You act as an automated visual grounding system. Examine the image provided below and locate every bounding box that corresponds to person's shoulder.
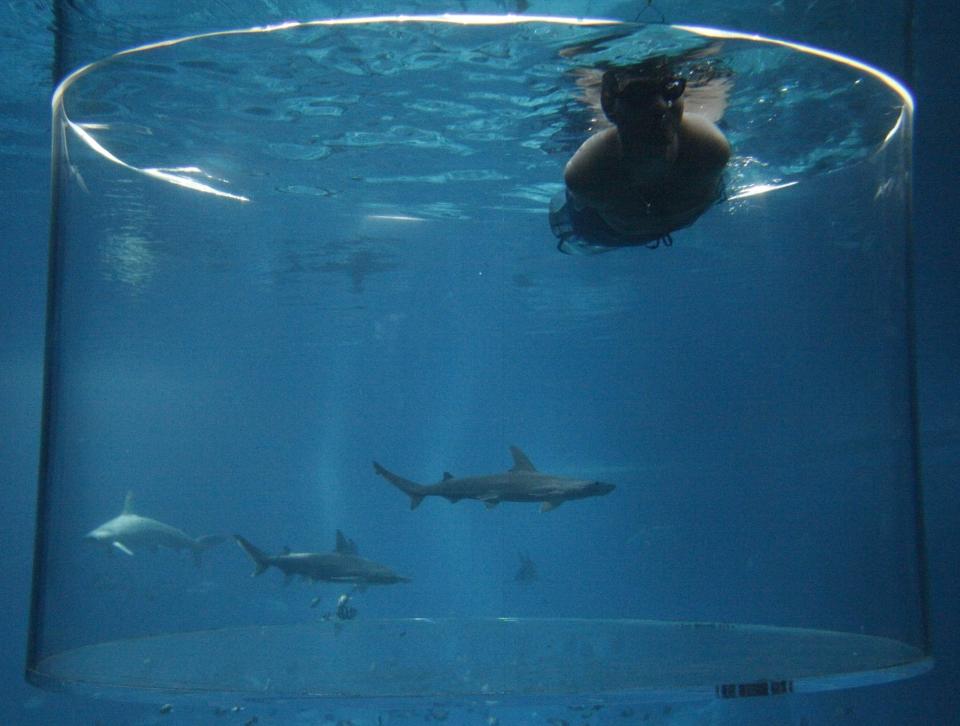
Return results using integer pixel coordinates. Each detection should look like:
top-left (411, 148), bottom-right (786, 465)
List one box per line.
top-left (567, 127), bottom-right (620, 167)
top-left (563, 128), bottom-right (621, 196)
top-left (680, 113), bottom-right (730, 168)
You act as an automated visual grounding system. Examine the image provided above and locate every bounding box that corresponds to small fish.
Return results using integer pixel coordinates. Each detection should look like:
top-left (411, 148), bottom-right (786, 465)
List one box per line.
top-left (336, 593), bottom-right (357, 620)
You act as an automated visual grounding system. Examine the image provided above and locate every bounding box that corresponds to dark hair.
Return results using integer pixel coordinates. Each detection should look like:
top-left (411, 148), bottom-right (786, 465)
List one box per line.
top-left (599, 56), bottom-right (680, 125)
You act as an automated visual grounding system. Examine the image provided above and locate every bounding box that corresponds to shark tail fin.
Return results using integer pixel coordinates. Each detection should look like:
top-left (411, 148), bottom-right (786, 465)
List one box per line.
top-left (373, 461), bottom-right (427, 510)
top-left (233, 534), bottom-right (271, 576)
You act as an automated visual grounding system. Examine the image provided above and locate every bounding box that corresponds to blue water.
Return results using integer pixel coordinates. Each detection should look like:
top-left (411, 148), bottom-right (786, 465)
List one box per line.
top-left (2, 2), bottom-right (959, 726)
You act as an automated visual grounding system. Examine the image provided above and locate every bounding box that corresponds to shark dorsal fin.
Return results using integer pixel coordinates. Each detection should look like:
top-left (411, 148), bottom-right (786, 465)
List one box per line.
top-left (335, 529), bottom-right (358, 555)
top-left (443, 472), bottom-right (454, 481)
top-left (121, 490), bottom-right (135, 514)
top-left (509, 446), bottom-right (537, 472)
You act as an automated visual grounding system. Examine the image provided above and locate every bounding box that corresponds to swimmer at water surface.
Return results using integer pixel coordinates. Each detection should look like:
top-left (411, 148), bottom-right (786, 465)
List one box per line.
top-left (551, 56), bottom-right (731, 253)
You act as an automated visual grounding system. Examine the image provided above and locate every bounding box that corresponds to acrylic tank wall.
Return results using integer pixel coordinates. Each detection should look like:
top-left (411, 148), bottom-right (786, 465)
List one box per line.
top-left (27, 2), bottom-right (927, 722)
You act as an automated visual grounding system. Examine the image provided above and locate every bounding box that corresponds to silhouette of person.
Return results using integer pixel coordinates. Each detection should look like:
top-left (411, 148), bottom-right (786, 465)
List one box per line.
top-left (550, 57), bottom-right (731, 253)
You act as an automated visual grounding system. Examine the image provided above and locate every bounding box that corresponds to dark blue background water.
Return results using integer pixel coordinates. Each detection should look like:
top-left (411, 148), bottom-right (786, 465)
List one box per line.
top-left (2, 1), bottom-right (957, 724)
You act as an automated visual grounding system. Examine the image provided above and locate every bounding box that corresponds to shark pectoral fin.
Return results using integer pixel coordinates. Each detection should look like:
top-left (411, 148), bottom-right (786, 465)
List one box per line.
top-left (112, 541), bottom-right (135, 556)
top-left (478, 493), bottom-right (500, 509)
top-left (539, 500), bottom-right (563, 513)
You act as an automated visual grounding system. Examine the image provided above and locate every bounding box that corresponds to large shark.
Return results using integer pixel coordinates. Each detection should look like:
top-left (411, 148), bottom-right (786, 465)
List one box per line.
top-left (373, 445), bottom-right (616, 513)
top-left (234, 530), bottom-right (411, 585)
top-left (84, 492), bottom-right (225, 565)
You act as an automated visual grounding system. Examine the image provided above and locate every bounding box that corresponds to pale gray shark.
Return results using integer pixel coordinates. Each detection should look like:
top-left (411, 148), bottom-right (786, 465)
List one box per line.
top-left (373, 445), bottom-right (616, 513)
top-left (84, 492), bottom-right (225, 565)
top-left (234, 530), bottom-right (411, 585)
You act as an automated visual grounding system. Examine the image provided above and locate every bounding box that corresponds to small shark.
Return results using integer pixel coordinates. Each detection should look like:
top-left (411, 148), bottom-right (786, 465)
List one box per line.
top-left (373, 445), bottom-right (615, 513)
top-left (84, 492), bottom-right (225, 565)
top-left (515, 551), bottom-right (538, 584)
top-left (233, 530), bottom-right (411, 585)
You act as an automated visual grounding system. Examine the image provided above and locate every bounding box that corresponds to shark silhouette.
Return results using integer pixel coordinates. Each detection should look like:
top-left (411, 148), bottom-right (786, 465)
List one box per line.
top-left (515, 551), bottom-right (538, 583)
top-left (234, 530), bottom-right (410, 585)
top-left (84, 491), bottom-right (224, 566)
top-left (373, 446), bottom-right (615, 513)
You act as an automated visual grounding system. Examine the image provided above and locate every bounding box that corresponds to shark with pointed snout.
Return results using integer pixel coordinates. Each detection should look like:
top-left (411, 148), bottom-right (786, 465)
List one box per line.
top-left (373, 446), bottom-right (615, 513)
top-left (84, 492), bottom-right (225, 565)
top-left (234, 530), bottom-right (410, 585)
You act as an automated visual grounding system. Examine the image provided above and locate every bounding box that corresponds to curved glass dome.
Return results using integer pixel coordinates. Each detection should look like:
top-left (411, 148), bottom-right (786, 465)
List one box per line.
top-left (31, 14), bottom-right (924, 719)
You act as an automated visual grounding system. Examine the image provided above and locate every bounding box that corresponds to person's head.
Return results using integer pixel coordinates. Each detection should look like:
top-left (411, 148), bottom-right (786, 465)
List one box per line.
top-left (600, 60), bottom-right (686, 144)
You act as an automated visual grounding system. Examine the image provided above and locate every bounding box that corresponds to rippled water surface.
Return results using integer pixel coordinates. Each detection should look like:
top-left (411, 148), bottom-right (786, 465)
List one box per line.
top-left (59, 19), bottom-right (902, 218)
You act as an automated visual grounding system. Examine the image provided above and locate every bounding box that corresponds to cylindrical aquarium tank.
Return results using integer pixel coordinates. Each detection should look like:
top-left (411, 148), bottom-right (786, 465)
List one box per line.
top-left (29, 0), bottom-right (928, 721)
